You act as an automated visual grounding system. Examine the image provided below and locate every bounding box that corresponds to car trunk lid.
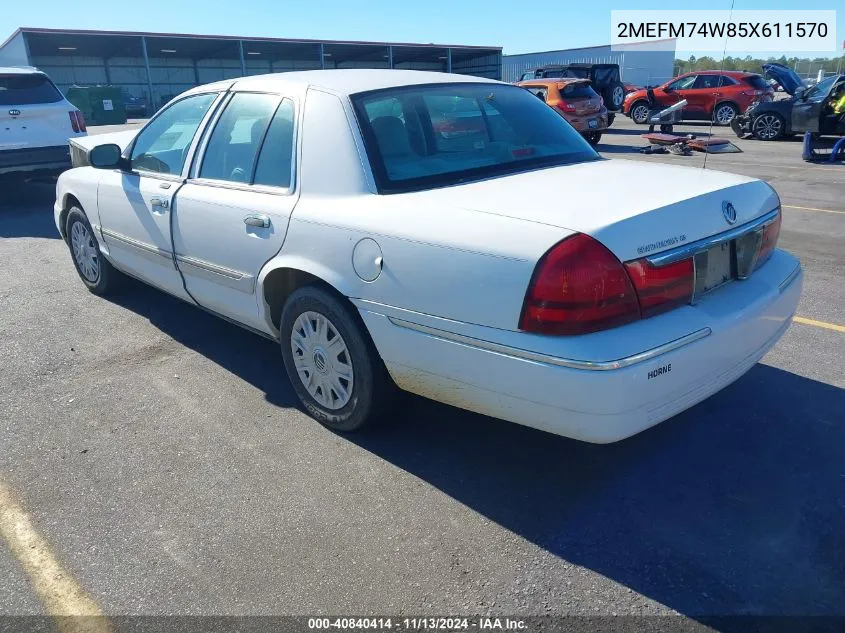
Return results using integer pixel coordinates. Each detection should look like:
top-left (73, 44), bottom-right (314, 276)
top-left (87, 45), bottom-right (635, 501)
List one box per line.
top-left (761, 63), bottom-right (804, 95)
top-left (403, 158), bottom-right (779, 263)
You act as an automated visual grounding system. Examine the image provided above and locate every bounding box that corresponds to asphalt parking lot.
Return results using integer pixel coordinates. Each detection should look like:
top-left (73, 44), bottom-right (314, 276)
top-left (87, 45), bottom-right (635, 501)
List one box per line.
top-left (1, 115), bottom-right (843, 627)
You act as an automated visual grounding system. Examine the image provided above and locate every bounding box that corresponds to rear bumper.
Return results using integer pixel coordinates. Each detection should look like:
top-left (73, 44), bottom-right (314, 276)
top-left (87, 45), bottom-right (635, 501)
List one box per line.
top-left (0, 145), bottom-right (72, 175)
top-left (567, 112), bottom-right (609, 133)
top-left (359, 250), bottom-right (802, 443)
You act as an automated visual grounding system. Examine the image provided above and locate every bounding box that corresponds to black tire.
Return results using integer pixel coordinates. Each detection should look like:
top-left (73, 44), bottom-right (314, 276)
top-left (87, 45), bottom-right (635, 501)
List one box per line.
top-left (751, 113), bottom-right (785, 141)
top-left (629, 101), bottom-right (650, 124)
top-left (603, 81), bottom-right (626, 111)
top-left (65, 207), bottom-right (121, 295)
top-left (607, 112), bottom-right (616, 127)
top-left (660, 124), bottom-right (674, 133)
top-left (584, 132), bottom-right (602, 146)
top-left (280, 285), bottom-right (393, 432)
top-left (712, 102), bottom-right (739, 126)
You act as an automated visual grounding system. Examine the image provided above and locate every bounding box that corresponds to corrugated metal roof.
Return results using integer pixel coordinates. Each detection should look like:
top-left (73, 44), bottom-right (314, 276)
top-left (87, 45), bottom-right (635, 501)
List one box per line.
top-left (2, 27), bottom-right (501, 52)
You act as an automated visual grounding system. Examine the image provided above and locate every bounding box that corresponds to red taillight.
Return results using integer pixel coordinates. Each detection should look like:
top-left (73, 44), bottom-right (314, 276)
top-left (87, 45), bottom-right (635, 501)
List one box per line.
top-left (755, 212), bottom-right (782, 269)
top-left (519, 234), bottom-right (641, 335)
top-left (69, 111), bottom-right (79, 132)
top-left (624, 258), bottom-right (695, 318)
top-left (75, 110), bottom-right (86, 132)
top-left (556, 101), bottom-right (576, 114)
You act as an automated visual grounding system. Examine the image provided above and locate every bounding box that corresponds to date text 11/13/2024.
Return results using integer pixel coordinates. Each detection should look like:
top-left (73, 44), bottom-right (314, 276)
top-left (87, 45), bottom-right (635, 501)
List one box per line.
top-left (307, 618), bottom-right (528, 630)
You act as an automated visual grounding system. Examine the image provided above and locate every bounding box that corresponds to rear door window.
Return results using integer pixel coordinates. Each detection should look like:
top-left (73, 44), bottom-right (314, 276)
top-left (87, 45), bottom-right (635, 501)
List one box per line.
top-left (199, 92), bottom-right (279, 183)
top-left (0, 74), bottom-right (63, 105)
top-left (253, 99), bottom-right (296, 189)
top-left (693, 75), bottom-right (720, 89)
top-left (524, 87), bottom-right (548, 102)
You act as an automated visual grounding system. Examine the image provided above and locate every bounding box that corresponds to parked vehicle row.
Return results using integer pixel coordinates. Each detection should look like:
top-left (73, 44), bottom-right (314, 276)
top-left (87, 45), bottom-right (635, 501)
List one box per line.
top-left (519, 63), bottom-right (627, 112)
top-left (55, 69), bottom-right (801, 443)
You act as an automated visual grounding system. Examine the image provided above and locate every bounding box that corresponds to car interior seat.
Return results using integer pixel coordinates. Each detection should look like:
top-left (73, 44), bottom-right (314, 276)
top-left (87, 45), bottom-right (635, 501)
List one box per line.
top-left (371, 116), bottom-right (414, 158)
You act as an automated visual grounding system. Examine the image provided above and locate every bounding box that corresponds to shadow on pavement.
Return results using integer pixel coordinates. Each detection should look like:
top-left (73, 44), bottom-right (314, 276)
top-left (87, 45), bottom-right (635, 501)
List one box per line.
top-left (0, 179), bottom-right (61, 239)
top-left (101, 279), bottom-right (298, 409)
top-left (98, 275), bottom-right (845, 622)
top-left (348, 364), bottom-right (845, 621)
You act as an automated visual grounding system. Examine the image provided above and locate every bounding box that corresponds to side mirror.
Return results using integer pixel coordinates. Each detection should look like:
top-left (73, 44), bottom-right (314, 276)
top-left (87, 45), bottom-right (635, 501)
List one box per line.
top-left (664, 85), bottom-right (674, 93)
top-left (89, 143), bottom-right (123, 169)
top-left (794, 86), bottom-right (807, 100)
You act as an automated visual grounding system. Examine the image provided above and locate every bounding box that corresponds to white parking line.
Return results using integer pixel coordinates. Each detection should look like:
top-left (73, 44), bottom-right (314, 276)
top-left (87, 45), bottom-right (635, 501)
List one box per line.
top-left (0, 480), bottom-right (112, 633)
top-left (782, 205), bottom-right (845, 216)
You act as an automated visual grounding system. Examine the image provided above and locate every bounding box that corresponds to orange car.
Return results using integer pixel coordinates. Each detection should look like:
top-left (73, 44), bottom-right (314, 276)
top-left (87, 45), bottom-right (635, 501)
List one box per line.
top-left (516, 79), bottom-right (609, 145)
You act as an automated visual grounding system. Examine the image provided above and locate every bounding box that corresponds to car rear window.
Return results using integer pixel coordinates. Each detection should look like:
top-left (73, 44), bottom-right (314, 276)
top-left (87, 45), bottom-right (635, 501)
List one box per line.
top-left (0, 74), bottom-right (63, 105)
top-left (351, 82), bottom-right (599, 194)
top-left (744, 75), bottom-right (770, 90)
top-left (561, 83), bottom-right (597, 99)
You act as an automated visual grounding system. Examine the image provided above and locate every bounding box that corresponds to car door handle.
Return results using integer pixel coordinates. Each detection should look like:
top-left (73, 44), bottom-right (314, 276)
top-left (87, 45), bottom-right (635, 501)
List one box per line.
top-left (150, 197), bottom-right (169, 210)
top-left (243, 214), bottom-right (270, 228)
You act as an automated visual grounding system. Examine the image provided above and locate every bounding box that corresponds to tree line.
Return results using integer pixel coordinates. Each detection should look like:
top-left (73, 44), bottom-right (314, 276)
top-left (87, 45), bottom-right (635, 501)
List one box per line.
top-left (674, 55), bottom-right (844, 78)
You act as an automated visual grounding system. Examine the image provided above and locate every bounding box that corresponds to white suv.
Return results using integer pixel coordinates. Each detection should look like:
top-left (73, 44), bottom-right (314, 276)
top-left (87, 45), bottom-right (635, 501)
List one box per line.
top-left (1, 67), bottom-right (87, 180)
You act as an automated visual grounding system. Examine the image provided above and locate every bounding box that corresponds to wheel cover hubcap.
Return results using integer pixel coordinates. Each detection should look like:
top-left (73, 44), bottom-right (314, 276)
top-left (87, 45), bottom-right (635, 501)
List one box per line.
top-left (290, 311), bottom-right (354, 410)
top-left (632, 105), bottom-right (648, 122)
top-left (70, 222), bottom-right (99, 282)
top-left (755, 115), bottom-right (781, 139)
top-left (717, 105), bottom-right (735, 123)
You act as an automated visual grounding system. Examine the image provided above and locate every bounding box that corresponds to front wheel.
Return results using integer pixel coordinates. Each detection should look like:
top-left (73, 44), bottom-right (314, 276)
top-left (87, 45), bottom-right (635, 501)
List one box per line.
top-left (66, 207), bottom-right (121, 295)
top-left (713, 102), bottom-right (739, 126)
top-left (751, 113), bottom-right (785, 141)
top-left (280, 286), bottom-right (393, 432)
top-left (629, 101), bottom-right (650, 124)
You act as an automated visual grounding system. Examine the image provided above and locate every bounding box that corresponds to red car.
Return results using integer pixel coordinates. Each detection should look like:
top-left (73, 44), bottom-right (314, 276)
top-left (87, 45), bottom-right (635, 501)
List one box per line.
top-left (623, 71), bottom-right (774, 126)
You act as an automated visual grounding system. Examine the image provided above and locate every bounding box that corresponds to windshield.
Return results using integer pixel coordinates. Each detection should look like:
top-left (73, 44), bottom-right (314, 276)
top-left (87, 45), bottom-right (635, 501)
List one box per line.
top-left (804, 76), bottom-right (837, 100)
top-left (0, 74), bottom-right (63, 105)
top-left (351, 82), bottom-right (599, 194)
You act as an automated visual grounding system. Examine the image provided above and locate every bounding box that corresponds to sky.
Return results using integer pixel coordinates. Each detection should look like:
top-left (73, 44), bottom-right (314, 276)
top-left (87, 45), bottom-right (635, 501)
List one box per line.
top-left (1, 0), bottom-right (842, 59)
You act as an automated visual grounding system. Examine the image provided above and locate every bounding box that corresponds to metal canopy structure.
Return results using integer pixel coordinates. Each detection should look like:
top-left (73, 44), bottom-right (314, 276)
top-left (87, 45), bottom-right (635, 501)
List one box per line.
top-left (0, 27), bottom-right (501, 110)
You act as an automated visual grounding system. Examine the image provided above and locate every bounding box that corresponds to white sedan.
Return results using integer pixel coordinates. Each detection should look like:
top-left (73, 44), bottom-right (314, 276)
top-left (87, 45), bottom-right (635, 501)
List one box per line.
top-left (55, 70), bottom-right (801, 443)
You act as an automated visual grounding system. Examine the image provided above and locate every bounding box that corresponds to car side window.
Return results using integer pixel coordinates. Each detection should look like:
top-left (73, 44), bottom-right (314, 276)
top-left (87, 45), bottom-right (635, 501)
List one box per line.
top-left (719, 75), bottom-right (738, 87)
top-left (199, 92), bottom-right (280, 183)
top-left (693, 75), bottom-right (720, 89)
top-left (129, 93), bottom-right (216, 175)
top-left (253, 99), bottom-right (295, 189)
top-left (667, 75), bottom-right (697, 91)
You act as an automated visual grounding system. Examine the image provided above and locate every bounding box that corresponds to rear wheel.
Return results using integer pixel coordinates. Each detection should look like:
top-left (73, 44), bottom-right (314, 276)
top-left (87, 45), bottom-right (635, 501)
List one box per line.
top-left (584, 132), bottom-right (602, 145)
top-left (66, 207), bottom-right (121, 295)
top-left (607, 113), bottom-right (616, 127)
top-left (713, 102), bottom-right (739, 126)
top-left (630, 101), bottom-right (650, 124)
top-left (280, 286), bottom-right (393, 432)
top-left (751, 113), bottom-right (785, 141)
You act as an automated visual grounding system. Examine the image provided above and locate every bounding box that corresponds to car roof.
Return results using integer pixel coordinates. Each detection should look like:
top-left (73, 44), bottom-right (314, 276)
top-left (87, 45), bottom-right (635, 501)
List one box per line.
top-left (516, 79), bottom-right (590, 88)
top-left (184, 69), bottom-right (498, 98)
top-left (0, 66), bottom-right (44, 75)
top-left (687, 70), bottom-right (759, 77)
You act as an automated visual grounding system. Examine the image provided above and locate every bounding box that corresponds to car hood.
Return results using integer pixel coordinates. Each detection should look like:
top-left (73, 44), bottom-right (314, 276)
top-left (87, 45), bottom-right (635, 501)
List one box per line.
top-left (406, 158), bottom-right (779, 262)
top-left (762, 63), bottom-right (803, 95)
